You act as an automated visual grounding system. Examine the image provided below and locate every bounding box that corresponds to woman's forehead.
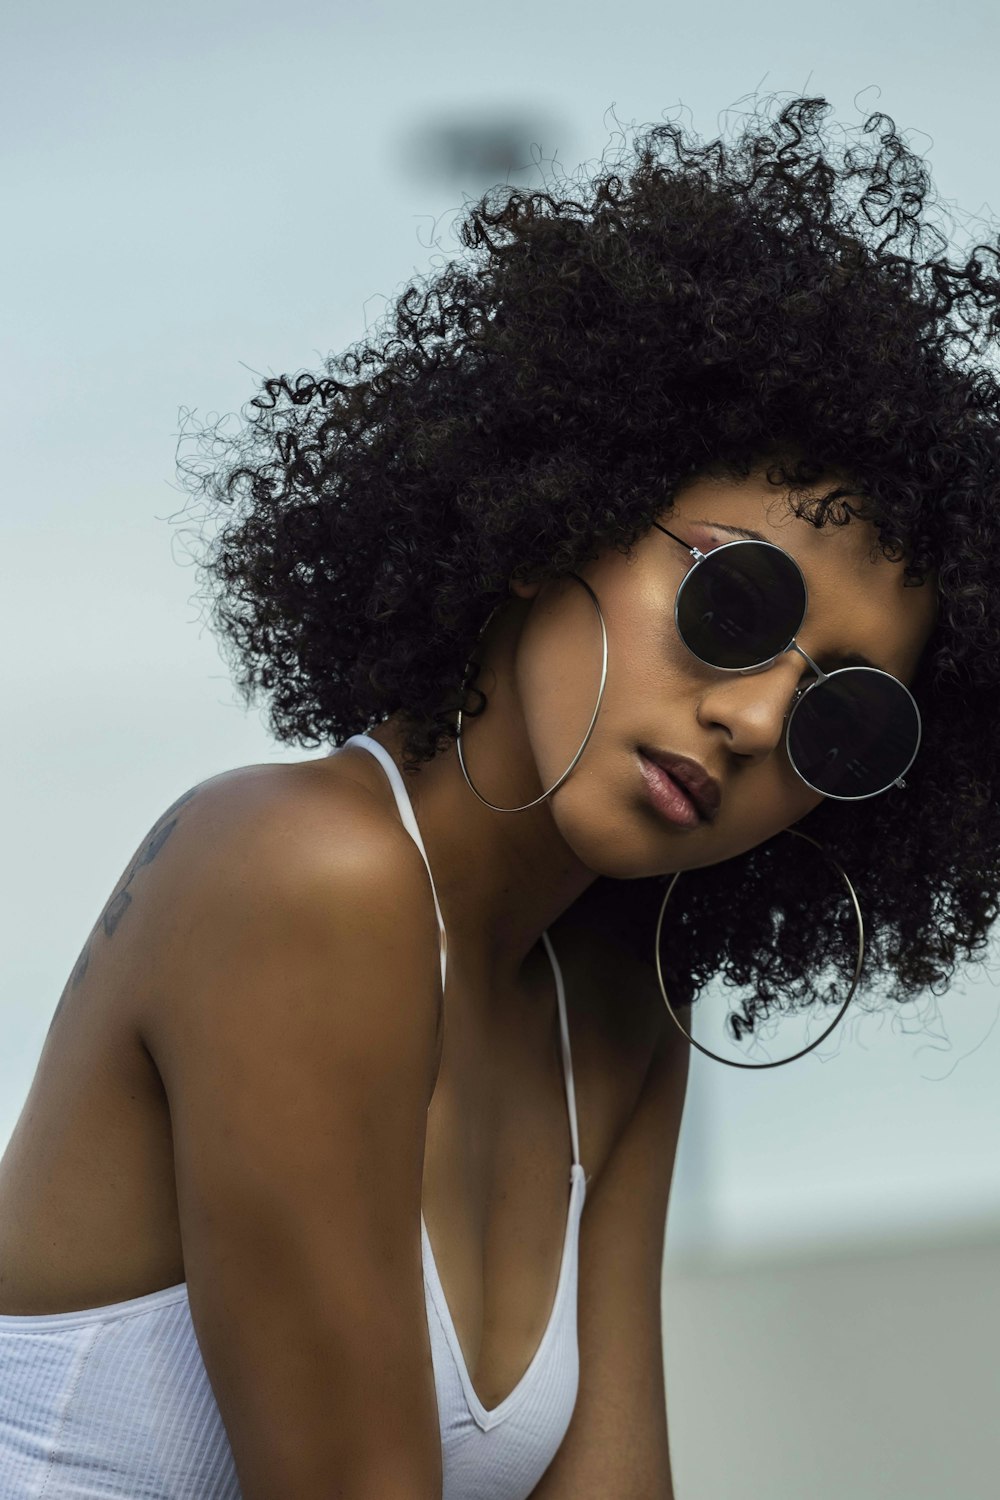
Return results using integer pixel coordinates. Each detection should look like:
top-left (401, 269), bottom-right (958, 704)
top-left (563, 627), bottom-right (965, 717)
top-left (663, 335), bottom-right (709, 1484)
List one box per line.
top-left (672, 470), bottom-right (898, 573)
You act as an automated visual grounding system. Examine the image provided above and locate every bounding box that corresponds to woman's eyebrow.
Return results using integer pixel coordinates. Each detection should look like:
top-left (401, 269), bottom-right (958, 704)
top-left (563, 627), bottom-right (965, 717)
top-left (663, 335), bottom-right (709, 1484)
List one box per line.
top-left (694, 519), bottom-right (769, 543)
top-left (691, 517), bottom-right (883, 672)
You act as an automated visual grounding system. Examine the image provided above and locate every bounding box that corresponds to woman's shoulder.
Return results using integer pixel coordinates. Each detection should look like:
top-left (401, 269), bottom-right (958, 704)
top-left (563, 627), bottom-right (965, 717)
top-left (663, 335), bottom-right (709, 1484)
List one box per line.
top-left (144, 751), bottom-right (421, 903)
top-left (125, 754), bottom-right (439, 1044)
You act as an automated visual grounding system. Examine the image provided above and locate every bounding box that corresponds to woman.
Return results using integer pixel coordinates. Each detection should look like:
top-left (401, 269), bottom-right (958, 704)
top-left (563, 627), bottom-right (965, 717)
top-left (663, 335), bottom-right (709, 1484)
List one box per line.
top-left (1, 96), bottom-right (997, 1499)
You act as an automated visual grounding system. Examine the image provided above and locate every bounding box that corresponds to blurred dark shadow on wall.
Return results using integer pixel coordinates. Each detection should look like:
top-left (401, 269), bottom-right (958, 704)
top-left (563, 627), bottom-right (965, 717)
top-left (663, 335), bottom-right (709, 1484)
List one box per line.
top-left (395, 107), bottom-right (574, 194)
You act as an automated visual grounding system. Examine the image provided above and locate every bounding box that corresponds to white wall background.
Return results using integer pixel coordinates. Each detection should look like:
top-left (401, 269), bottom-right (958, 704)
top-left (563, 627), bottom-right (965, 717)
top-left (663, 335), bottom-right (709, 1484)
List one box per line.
top-left (3, 3), bottom-right (999, 1494)
top-left (663, 1227), bottom-right (1000, 1499)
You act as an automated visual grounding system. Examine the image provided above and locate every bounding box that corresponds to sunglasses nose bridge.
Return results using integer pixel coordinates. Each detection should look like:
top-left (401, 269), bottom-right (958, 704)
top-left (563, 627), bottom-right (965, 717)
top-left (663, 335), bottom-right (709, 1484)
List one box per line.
top-left (736, 639), bottom-right (827, 687)
top-left (787, 639), bottom-right (827, 680)
top-left (735, 641), bottom-right (813, 679)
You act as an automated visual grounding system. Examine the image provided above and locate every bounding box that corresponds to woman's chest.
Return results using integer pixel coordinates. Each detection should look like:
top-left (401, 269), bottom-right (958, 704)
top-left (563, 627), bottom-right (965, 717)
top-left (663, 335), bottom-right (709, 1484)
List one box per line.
top-left (418, 919), bottom-right (662, 1412)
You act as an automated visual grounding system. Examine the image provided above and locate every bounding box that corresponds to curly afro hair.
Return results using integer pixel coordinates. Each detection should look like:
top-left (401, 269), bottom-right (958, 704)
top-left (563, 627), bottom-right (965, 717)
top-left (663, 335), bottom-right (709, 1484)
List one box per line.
top-left (174, 95), bottom-right (1000, 1037)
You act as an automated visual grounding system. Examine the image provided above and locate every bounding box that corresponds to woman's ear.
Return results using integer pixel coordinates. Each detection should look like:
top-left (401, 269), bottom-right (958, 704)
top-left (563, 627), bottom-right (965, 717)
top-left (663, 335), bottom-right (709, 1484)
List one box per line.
top-left (509, 576), bottom-right (543, 601)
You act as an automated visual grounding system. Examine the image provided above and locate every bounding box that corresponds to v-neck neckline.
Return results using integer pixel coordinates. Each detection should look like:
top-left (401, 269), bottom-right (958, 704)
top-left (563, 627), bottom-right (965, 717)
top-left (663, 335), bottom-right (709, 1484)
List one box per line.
top-left (421, 1162), bottom-right (587, 1430)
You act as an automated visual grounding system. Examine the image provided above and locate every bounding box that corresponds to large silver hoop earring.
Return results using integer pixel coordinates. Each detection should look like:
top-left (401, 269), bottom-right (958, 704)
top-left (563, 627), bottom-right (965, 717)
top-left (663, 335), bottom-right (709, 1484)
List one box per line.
top-left (456, 572), bottom-right (609, 813)
top-left (654, 828), bottom-right (865, 1069)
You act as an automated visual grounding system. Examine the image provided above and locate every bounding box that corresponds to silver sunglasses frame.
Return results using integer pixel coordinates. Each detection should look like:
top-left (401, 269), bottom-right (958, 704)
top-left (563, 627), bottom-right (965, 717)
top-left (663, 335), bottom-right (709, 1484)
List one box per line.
top-left (652, 523), bottom-right (923, 801)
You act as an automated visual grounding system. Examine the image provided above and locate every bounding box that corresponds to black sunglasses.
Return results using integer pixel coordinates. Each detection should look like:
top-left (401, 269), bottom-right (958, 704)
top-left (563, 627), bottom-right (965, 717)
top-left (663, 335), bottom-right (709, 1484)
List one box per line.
top-left (653, 523), bottom-right (922, 800)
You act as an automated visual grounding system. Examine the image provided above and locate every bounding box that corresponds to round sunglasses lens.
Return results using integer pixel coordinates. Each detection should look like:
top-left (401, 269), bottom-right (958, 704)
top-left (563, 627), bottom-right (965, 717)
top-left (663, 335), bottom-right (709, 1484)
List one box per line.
top-left (676, 542), bottom-right (807, 669)
top-left (786, 669), bottom-right (920, 798)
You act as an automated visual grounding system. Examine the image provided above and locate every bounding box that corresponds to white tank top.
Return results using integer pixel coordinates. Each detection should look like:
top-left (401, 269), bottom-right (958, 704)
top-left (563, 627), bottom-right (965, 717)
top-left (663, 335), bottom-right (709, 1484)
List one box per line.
top-left (0, 732), bottom-right (587, 1500)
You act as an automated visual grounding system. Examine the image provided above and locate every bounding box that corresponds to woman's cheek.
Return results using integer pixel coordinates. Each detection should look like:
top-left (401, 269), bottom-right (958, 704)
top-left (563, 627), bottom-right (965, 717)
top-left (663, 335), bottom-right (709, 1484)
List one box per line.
top-left (735, 778), bottom-right (823, 850)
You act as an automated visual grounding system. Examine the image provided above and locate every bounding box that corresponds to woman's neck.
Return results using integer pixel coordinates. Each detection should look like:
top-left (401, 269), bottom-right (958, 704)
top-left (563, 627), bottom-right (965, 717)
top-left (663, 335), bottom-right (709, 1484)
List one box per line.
top-left (356, 714), bottom-right (599, 998)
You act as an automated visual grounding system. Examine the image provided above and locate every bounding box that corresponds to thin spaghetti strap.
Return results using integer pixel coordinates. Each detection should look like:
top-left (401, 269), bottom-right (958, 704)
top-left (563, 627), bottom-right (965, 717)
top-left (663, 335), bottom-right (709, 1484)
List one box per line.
top-left (336, 735), bottom-right (448, 994)
top-left (540, 930), bottom-right (582, 1170)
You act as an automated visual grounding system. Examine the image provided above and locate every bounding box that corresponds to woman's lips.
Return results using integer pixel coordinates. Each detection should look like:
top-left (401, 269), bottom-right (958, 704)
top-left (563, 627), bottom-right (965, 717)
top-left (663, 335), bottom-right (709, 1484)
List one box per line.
top-left (638, 752), bottom-right (702, 829)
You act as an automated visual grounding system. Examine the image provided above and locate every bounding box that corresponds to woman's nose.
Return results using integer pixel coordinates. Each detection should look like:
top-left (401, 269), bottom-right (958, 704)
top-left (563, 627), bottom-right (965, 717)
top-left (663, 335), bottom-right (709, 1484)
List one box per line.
top-left (695, 655), bottom-right (804, 763)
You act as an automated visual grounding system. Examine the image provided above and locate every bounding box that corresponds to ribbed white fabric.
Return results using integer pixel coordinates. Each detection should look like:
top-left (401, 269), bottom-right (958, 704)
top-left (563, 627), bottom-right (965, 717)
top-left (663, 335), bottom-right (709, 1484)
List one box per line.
top-left (0, 732), bottom-right (586, 1500)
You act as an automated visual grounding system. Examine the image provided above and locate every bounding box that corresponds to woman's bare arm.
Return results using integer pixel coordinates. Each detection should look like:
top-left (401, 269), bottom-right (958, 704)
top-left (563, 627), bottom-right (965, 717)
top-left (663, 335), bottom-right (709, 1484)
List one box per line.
top-left (138, 775), bottom-right (444, 1500)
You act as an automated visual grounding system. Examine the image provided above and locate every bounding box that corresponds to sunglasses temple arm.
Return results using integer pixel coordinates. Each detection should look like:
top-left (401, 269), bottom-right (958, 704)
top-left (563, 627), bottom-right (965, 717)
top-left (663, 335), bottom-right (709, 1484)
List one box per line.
top-left (651, 521), bottom-right (706, 560)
